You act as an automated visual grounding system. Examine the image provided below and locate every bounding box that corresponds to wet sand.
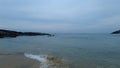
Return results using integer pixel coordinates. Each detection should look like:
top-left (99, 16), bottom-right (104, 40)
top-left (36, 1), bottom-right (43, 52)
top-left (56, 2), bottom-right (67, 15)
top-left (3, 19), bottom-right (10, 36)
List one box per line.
top-left (0, 55), bottom-right (40, 68)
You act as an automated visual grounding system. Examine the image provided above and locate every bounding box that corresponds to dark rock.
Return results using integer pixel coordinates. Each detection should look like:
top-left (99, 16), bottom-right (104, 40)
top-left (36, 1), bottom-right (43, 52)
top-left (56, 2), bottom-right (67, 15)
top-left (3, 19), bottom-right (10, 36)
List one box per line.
top-left (112, 30), bottom-right (120, 34)
top-left (0, 29), bottom-right (54, 38)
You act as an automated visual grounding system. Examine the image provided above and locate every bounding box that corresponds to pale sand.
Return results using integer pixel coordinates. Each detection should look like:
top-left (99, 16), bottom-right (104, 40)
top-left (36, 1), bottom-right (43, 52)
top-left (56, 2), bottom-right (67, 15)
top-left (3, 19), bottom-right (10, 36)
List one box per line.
top-left (0, 55), bottom-right (40, 68)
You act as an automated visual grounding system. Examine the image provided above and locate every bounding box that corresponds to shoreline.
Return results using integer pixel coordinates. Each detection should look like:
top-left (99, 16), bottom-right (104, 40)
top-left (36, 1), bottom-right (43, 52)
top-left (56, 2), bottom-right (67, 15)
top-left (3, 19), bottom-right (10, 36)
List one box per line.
top-left (0, 54), bottom-right (40, 68)
top-left (0, 53), bottom-right (69, 68)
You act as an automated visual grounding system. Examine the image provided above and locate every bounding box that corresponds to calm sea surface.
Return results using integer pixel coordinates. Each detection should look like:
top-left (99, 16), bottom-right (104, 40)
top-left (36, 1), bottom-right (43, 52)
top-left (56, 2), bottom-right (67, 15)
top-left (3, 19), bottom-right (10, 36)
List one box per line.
top-left (0, 34), bottom-right (120, 68)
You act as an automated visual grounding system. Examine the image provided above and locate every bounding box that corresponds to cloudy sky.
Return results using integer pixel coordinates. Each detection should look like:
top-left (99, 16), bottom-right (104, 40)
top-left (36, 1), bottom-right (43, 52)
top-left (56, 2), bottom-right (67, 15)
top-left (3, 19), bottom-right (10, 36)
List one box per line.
top-left (0, 0), bottom-right (120, 33)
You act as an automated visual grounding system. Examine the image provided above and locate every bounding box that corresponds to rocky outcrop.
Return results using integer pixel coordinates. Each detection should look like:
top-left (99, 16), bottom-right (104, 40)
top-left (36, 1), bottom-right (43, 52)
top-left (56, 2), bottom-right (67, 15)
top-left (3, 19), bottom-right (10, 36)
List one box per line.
top-left (0, 29), bottom-right (53, 38)
top-left (112, 30), bottom-right (120, 34)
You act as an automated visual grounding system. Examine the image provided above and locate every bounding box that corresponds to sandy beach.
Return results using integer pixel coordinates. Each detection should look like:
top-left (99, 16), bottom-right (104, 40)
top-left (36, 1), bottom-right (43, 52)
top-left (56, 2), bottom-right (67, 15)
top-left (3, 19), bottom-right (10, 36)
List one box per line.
top-left (0, 54), bottom-right (40, 68)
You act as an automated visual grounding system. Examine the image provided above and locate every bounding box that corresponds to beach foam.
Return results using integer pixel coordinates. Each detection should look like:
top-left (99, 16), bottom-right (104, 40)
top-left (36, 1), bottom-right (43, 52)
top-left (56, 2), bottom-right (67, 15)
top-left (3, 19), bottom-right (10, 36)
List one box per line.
top-left (24, 53), bottom-right (48, 68)
top-left (24, 53), bottom-right (69, 68)
top-left (24, 53), bottom-right (47, 62)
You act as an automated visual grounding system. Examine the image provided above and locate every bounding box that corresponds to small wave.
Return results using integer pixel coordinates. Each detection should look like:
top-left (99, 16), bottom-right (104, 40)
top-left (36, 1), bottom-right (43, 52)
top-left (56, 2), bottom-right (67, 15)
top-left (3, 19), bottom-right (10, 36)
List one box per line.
top-left (24, 53), bottom-right (69, 68)
top-left (24, 53), bottom-right (48, 68)
top-left (24, 53), bottom-right (47, 62)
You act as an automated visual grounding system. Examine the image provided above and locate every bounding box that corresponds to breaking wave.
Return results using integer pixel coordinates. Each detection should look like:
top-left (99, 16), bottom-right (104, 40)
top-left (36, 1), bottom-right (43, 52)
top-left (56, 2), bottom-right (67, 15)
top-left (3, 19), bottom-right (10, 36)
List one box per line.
top-left (24, 53), bottom-right (48, 68)
top-left (24, 53), bottom-right (69, 68)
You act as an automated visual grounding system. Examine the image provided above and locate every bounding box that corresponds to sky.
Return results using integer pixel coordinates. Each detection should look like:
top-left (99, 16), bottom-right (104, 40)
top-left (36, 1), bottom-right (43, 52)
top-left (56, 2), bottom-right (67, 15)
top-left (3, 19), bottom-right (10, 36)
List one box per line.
top-left (0, 0), bottom-right (120, 33)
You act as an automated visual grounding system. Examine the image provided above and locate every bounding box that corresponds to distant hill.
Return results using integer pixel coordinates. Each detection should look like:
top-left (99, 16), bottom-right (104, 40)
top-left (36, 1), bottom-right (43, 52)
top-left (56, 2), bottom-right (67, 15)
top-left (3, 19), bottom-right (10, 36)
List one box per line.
top-left (0, 29), bottom-right (53, 38)
top-left (112, 30), bottom-right (120, 34)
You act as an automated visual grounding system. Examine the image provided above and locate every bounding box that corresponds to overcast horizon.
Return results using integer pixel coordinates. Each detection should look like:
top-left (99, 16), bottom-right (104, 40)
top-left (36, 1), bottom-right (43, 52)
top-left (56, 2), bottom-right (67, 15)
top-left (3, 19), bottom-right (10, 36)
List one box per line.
top-left (0, 0), bottom-right (120, 33)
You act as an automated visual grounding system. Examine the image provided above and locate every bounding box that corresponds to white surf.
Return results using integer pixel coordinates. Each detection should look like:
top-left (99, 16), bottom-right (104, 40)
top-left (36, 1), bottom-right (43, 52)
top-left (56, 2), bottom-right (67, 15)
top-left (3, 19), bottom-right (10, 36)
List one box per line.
top-left (24, 53), bottom-right (48, 68)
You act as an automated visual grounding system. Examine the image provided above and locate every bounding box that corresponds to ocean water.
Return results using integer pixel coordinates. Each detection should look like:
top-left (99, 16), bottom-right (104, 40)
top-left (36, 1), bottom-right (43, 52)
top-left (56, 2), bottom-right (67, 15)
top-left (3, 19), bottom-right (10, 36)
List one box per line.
top-left (0, 34), bottom-right (120, 68)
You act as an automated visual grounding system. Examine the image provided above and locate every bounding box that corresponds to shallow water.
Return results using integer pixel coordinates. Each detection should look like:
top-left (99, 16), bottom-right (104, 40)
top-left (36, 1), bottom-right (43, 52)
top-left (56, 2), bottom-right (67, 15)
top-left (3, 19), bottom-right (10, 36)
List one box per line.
top-left (0, 34), bottom-right (120, 68)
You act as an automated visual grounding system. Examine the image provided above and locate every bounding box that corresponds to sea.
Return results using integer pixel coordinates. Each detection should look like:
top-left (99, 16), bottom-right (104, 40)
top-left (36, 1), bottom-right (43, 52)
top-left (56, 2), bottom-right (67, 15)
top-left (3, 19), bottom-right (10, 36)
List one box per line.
top-left (0, 33), bottom-right (120, 68)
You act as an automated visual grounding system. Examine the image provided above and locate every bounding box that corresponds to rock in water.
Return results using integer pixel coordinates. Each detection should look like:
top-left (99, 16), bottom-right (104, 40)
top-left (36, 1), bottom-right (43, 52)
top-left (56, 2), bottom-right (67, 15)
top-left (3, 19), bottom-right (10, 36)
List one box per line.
top-left (112, 30), bottom-right (120, 34)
